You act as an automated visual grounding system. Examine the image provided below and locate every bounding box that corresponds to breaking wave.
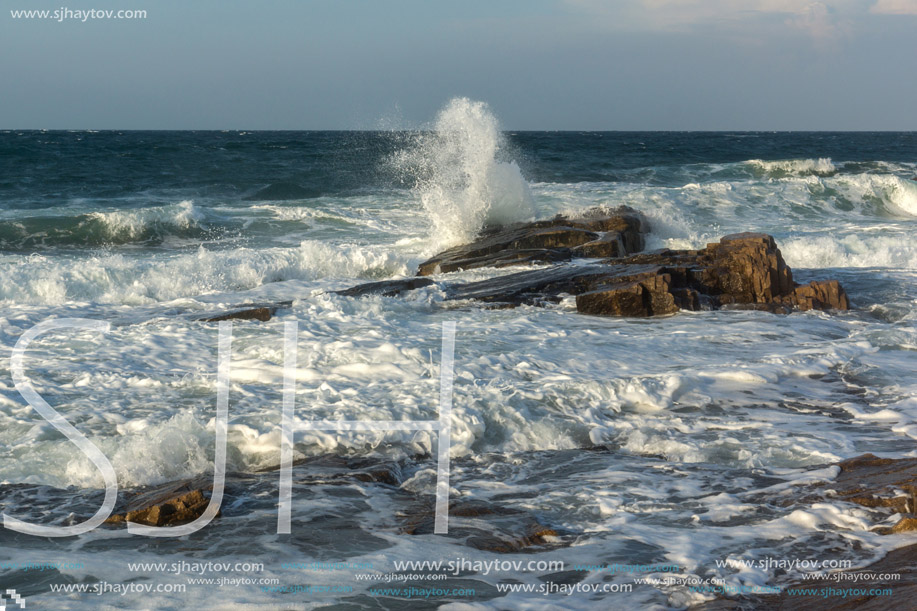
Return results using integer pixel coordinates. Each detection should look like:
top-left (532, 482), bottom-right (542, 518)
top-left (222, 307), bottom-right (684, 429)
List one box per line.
top-left (746, 158), bottom-right (837, 178)
top-left (392, 97), bottom-right (535, 248)
top-left (0, 200), bottom-right (212, 250)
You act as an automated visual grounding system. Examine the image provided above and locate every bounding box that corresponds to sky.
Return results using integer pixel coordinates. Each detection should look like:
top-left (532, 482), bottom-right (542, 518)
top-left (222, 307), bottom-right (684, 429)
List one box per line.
top-left (1, 0), bottom-right (915, 130)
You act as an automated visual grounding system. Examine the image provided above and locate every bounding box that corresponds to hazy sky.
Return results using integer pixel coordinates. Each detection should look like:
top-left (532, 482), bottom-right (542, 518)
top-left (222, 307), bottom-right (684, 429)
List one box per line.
top-left (1, 0), bottom-right (915, 129)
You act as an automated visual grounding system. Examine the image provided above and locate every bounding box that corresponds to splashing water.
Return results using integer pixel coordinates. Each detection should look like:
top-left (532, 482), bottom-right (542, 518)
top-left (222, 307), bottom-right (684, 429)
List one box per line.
top-left (395, 98), bottom-right (535, 248)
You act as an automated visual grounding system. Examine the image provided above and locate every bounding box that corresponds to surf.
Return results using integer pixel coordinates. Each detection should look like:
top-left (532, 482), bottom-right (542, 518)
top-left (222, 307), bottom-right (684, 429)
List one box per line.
top-left (392, 97), bottom-right (535, 249)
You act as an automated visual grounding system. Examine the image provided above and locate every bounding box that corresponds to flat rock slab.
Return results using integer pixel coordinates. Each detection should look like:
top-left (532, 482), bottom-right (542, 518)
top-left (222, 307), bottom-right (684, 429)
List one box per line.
top-left (333, 277), bottom-right (434, 298)
top-left (448, 263), bottom-right (664, 307)
top-left (196, 301), bottom-right (293, 323)
top-left (417, 206), bottom-right (647, 275)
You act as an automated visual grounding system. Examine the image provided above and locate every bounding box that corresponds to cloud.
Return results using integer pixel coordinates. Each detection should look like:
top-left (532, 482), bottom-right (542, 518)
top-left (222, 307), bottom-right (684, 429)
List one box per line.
top-left (869, 0), bottom-right (917, 14)
top-left (785, 2), bottom-right (851, 46)
top-left (564, 0), bottom-right (856, 44)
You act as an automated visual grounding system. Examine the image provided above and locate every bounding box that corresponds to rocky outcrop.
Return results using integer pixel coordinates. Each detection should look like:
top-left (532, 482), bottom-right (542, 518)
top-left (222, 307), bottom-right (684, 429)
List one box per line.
top-left (699, 544), bottom-right (917, 611)
top-left (416, 206), bottom-right (647, 275)
top-left (341, 209), bottom-right (849, 317)
top-left (574, 233), bottom-right (849, 316)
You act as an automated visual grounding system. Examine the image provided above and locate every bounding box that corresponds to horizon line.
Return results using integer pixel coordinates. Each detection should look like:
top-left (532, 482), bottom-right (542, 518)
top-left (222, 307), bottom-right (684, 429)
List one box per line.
top-left (2, 128), bottom-right (916, 133)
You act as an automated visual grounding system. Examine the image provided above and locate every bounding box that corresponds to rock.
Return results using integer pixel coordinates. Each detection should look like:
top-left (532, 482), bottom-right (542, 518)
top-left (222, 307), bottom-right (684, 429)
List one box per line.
top-left (341, 215), bottom-right (850, 317)
top-left (399, 499), bottom-right (563, 553)
top-left (416, 206), bottom-right (647, 275)
top-left (576, 272), bottom-right (679, 317)
top-left (698, 544), bottom-right (917, 610)
top-left (831, 453), bottom-right (917, 521)
top-left (447, 264), bottom-right (612, 306)
top-left (197, 301), bottom-right (292, 323)
top-left (445, 233), bottom-right (848, 316)
top-left (781, 280), bottom-right (850, 312)
top-left (696, 455), bottom-right (917, 610)
top-left (105, 478), bottom-right (216, 527)
top-left (201, 307), bottom-right (275, 322)
top-left (259, 454), bottom-right (406, 488)
top-left (333, 277), bottom-right (434, 298)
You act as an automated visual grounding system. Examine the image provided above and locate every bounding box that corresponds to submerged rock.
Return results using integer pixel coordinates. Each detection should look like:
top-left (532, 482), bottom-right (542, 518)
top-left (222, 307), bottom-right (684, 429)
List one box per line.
top-left (400, 499), bottom-right (563, 553)
top-left (830, 453), bottom-right (917, 534)
top-left (196, 301), bottom-right (293, 323)
top-left (699, 543), bottom-right (917, 610)
top-left (698, 454), bottom-right (917, 610)
top-left (341, 210), bottom-right (850, 317)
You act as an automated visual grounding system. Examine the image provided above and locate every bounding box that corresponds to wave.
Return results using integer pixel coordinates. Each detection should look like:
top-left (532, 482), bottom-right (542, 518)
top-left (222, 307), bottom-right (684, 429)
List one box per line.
top-left (391, 97), bottom-right (535, 248)
top-left (746, 158), bottom-right (837, 178)
top-left (242, 182), bottom-right (322, 201)
top-left (0, 240), bottom-right (415, 305)
top-left (780, 233), bottom-right (917, 269)
top-left (533, 173), bottom-right (917, 269)
top-left (0, 201), bottom-right (214, 250)
top-left (831, 173), bottom-right (917, 217)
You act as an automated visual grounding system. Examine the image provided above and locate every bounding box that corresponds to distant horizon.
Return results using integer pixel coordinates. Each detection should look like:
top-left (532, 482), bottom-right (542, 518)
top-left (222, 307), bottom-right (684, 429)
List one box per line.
top-left (3, 128), bottom-right (917, 133)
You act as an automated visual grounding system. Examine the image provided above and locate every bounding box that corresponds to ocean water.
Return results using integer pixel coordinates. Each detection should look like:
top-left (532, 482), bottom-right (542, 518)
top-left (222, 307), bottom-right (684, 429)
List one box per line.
top-left (1, 99), bottom-right (916, 609)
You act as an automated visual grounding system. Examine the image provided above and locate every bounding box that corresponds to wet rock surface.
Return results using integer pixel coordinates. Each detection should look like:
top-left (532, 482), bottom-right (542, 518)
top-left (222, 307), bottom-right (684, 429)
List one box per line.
top-left (698, 543), bottom-right (917, 611)
top-left (104, 477), bottom-right (217, 527)
top-left (197, 301), bottom-right (293, 323)
top-left (698, 455), bottom-right (917, 610)
top-left (341, 209), bottom-right (850, 316)
top-left (25, 454), bottom-right (565, 554)
top-left (334, 277), bottom-right (435, 298)
top-left (830, 454), bottom-right (917, 534)
top-left (415, 206), bottom-right (647, 276)
top-left (400, 499), bottom-right (563, 553)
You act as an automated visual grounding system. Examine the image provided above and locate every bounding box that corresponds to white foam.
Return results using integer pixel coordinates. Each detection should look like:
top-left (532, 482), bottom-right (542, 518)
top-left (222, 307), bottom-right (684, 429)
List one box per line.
top-left (85, 200), bottom-right (203, 238)
top-left (748, 157), bottom-right (837, 177)
top-left (781, 233), bottom-right (917, 269)
top-left (393, 98), bottom-right (535, 248)
top-left (0, 241), bottom-right (415, 305)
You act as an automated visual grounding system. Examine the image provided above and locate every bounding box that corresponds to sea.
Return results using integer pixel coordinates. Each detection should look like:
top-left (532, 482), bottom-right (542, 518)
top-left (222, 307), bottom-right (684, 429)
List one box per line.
top-left (1, 98), bottom-right (916, 609)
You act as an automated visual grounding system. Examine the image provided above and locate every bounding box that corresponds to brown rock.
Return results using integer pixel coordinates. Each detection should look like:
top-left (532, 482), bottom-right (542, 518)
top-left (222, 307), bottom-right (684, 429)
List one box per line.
top-left (878, 517), bottom-right (917, 535)
top-left (399, 499), bottom-right (564, 553)
top-left (417, 206), bottom-right (647, 275)
top-left (105, 479), bottom-right (216, 527)
top-left (697, 456), bottom-right (917, 610)
top-left (576, 273), bottom-right (678, 317)
top-left (571, 231), bottom-right (627, 258)
top-left (697, 544), bottom-right (917, 611)
top-left (198, 301), bottom-right (293, 323)
top-left (781, 280), bottom-right (850, 311)
top-left (696, 233), bottom-right (795, 303)
top-left (341, 214), bottom-right (850, 318)
top-left (832, 453), bottom-right (917, 516)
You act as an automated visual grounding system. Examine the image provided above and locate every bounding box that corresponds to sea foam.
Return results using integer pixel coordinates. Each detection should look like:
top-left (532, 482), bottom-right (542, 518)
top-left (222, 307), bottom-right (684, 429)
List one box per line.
top-left (393, 98), bottom-right (535, 249)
